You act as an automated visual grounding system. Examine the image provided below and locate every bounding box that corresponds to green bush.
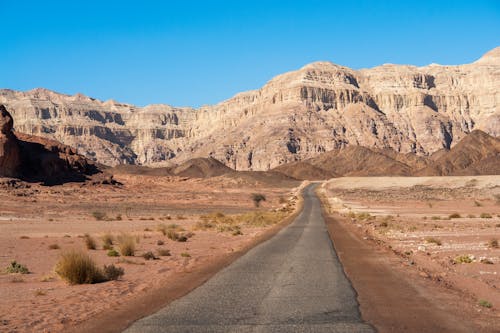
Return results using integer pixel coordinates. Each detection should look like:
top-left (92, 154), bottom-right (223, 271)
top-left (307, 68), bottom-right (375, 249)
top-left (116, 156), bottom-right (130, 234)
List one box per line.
top-left (5, 261), bottom-right (29, 274)
top-left (107, 249), bottom-right (120, 257)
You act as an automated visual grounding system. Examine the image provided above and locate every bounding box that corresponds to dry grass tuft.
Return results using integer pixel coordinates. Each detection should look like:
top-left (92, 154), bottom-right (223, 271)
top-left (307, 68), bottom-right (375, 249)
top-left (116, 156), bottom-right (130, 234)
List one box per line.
top-left (84, 234), bottom-right (97, 250)
top-left (55, 251), bottom-right (105, 284)
top-left (117, 234), bottom-right (136, 256)
top-left (48, 243), bottom-right (60, 250)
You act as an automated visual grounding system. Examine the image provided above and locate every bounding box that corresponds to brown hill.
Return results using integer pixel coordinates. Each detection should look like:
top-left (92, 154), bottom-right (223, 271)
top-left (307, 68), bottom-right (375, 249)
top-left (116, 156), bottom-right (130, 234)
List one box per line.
top-left (417, 130), bottom-right (500, 176)
top-left (274, 146), bottom-right (415, 180)
top-left (171, 157), bottom-right (234, 178)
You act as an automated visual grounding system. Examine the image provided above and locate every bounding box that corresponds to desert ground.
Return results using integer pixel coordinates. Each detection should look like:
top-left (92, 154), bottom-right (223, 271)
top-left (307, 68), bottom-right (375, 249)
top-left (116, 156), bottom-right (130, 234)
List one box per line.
top-left (320, 175), bottom-right (500, 331)
top-left (0, 172), bottom-right (301, 333)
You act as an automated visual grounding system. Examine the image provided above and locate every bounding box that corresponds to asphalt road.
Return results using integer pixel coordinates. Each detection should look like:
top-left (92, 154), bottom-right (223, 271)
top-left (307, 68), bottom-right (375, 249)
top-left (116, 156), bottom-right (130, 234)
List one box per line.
top-left (124, 184), bottom-right (374, 333)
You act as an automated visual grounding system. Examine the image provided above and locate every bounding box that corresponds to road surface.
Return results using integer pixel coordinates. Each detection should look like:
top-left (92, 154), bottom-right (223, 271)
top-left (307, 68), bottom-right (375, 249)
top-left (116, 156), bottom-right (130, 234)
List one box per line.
top-left (124, 184), bottom-right (374, 333)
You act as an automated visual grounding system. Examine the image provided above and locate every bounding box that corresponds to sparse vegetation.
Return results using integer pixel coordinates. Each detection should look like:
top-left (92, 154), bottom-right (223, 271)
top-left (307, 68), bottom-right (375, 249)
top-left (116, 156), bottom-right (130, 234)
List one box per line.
top-left (92, 211), bottom-right (107, 221)
top-left (449, 213), bottom-right (461, 219)
top-left (84, 234), bottom-right (97, 250)
top-left (117, 234), bottom-right (136, 256)
top-left (19, 235), bottom-right (30, 239)
top-left (157, 248), bottom-right (171, 256)
top-left (480, 213), bottom-right (492, 219)
top-left (107, 249), bottom-right (120, 257)
top-left (102, 264), bottom-right (124, 281)
top-left (34, 289), bottom-right (47, 296)
top-left (180, 252), bottom-right (191, 258)
top-left (5, 261), bottom-right (29, 274)
top-left (48, 243), bottom-right (60, 250)
top-left (474, 200), bottom-right (482, 207)
top-left (488, 239), bottom-right (499, 249)
top-left (431, 216), bottom-right (441, 220)
top-left (425, 237), bottom-right (442, 246)
top-left (157, 240), bottom-right (164, 245)
top-left (55, 251), bottom-right (104, 284)
top-left (251, 193), bottom-right (266, 207)
top-left (142, 251), bottom-right (158, 260)
top-left (101, 234), bottom-right (114, 248)
top-left (478, 300), bottom-right (493, 308)
top-left (454, 255), bottom-right (473, 264)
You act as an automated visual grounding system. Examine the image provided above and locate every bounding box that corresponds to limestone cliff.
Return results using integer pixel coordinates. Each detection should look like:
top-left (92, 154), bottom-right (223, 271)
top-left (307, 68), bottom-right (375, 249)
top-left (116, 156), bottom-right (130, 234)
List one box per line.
top-left (1, 47), bottom-right (499, 170)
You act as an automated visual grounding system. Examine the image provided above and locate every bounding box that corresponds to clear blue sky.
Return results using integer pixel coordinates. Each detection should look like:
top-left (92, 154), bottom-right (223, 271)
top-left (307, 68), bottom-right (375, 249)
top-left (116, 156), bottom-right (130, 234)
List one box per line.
top-left (1, 0), bottom-right (499, 107)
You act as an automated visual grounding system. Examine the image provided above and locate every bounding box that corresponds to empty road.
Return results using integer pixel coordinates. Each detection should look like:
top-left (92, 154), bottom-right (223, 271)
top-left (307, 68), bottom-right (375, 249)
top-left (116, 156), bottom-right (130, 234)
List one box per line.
top-left (124, 184), bottom-right (374, 333)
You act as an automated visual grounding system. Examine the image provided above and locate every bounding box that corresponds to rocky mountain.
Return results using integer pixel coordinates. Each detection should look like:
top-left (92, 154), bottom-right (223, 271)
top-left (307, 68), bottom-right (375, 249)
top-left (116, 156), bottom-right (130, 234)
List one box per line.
top-left (273, 130), bottom-right (500, 179)
top-left (0, 105), bottom-right (100, 184)
top-left (1, 47), bottom-right (499, 170)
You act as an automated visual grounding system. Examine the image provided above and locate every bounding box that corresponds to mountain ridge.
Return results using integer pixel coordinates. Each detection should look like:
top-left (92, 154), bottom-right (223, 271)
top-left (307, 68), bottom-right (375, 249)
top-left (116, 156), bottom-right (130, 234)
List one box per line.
top-left (1, 47), bottom-right (499, 170)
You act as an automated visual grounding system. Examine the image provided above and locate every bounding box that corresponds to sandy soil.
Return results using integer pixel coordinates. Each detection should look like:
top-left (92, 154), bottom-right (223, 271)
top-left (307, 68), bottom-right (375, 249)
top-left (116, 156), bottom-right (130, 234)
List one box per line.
top-left (321, 175), bottom-right (500, 331)
top-left (0, 173), bottom-right (301, 333)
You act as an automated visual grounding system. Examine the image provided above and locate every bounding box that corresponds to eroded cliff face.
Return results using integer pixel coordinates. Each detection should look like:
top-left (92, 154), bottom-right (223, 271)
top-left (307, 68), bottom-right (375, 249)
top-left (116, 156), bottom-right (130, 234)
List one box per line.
top-left (1, 47), bottom-right (499, 170)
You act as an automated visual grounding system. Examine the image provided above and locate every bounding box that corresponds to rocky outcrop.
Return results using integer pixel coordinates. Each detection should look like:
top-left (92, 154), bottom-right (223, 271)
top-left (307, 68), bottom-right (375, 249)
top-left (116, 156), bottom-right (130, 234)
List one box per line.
top-left (1, 47), bottom-right (499, 170)
top-left (0, 105), bottom-right (21, 177)
top-left (0, 104), bottom-right (100, 184)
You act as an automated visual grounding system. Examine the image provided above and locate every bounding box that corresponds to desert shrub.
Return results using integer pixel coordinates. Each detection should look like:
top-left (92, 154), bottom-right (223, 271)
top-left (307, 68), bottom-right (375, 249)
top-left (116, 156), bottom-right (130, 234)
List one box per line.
top-left (103, 264), bottom-right (124, 281)
top-left (454, 255), bottom-right (473, 264)
top-left (92, 211), bottom-right (107, 221)
top-left (117, 234), bottom-right (136, 256)
top-left (176, 215), bottom-right (186, 220)
top-left (157, 240), bottom-right (164, 245)
top-left (488, 239), bottom-right (499, 249)
top-left (431, 216), bottom-right (441, 220)
top-left (379, 221), bottom-right (388, 227)
top-left (84, 234), bottom-right (97, 250)
top-left (480, 213), bottom-right (492, 219)
top-left (425, 237), bottom-right (442, 246)
top-left (356, 212), bottom-right (373, 220)
top-left (5, 261), bottom-right (29, 274)
top-left (34, 289), bottom-right (47, 296)
top-left (449, 213), bottom-right (461, 219)
top-left (251, 193), bottom-right (266, 207)
top-left (107, 249), bottom-right (120, 257)
top-left (101, 234), bottom-right (114, 248)
top-left (19, 235), bottom-right (30, 239)
top-left (142, 251), bottom-right (158, 260)
top-left (157, 248), bottom-right (171, 256)
top-left (177, 235), bottom-right (188, 242)
top-left (180, 252), bottom-right (191, 258)
top-left (474, 200), bottom-right (482, 207)
top-left (115, 214), bottom-right (122, 221)
top-left (55, 251), bottom-right (104, 284)
top-left (478, 300), bottom-right (492, 308)
top-left (166, 229), bottom-right (179, 241)
top-left (48, 243), bottom-right (60, 250)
